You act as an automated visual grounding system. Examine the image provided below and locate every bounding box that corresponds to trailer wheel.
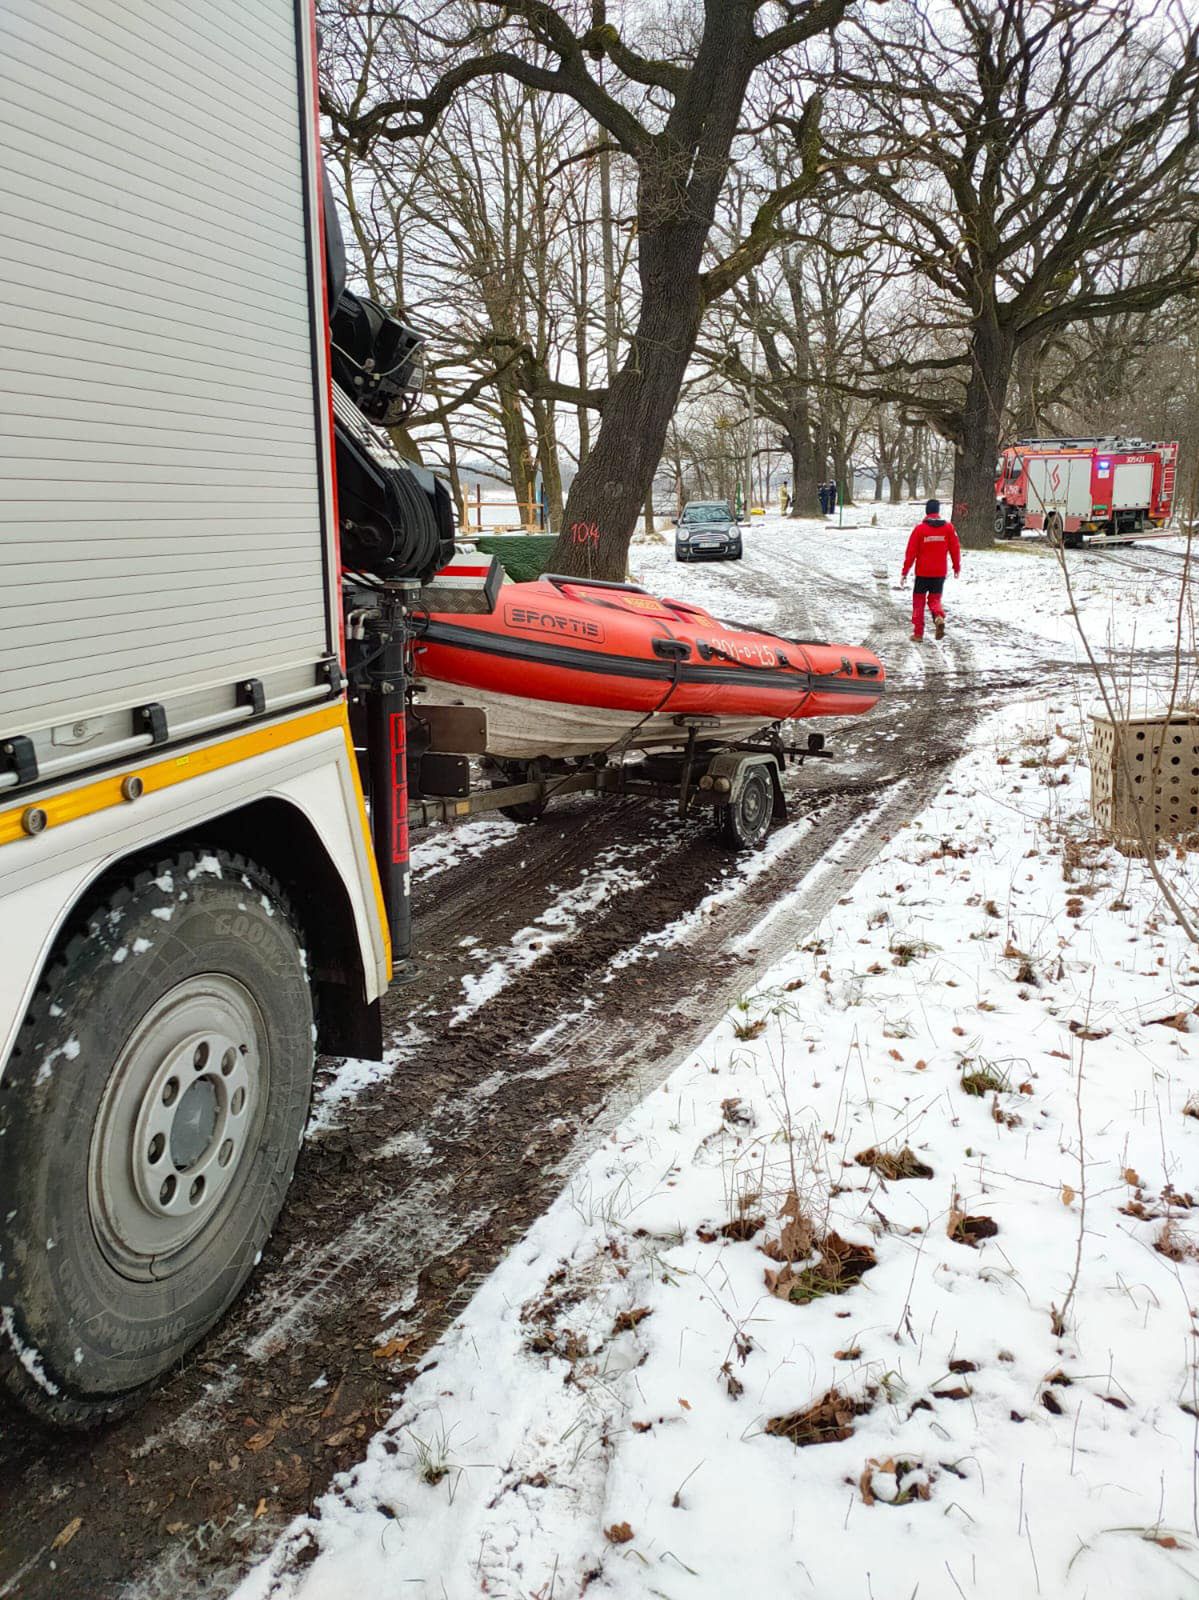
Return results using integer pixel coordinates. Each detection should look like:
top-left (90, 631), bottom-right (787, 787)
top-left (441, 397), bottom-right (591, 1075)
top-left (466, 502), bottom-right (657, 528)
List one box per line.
top-left (0, 850), bottom-right (314, 1427)
top-left (490, 758), bottom-right (548, 824)
top-left (719, 767), bottom-right (773, 850)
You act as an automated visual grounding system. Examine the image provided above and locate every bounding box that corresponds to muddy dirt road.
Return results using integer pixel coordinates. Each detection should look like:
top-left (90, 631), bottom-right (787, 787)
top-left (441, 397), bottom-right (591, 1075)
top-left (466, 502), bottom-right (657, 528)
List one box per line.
top-left (0, 533), bottom-right (1089, 1599)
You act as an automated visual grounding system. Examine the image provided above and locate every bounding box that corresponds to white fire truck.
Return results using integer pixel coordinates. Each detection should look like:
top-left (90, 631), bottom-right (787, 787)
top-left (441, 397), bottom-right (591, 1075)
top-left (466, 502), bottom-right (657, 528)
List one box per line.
top-left (994, 437), bottom-right (1178, 546)
top-left (0, 0), bottom-right (469, 1426)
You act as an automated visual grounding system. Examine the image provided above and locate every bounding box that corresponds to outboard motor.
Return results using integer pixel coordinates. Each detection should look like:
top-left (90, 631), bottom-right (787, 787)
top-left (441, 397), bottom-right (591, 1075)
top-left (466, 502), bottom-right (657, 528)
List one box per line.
top-left (323, 172), bottom-right (454, 582)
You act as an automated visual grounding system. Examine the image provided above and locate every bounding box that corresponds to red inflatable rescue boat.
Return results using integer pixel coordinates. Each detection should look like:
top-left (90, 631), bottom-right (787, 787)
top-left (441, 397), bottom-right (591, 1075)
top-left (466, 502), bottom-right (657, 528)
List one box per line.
top-left (412, 575), bottom-right (884, 760)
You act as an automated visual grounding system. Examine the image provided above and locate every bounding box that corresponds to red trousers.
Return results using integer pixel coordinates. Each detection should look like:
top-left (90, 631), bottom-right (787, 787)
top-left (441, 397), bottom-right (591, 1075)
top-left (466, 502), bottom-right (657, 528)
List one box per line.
top-left (912, 588), bottom-right (944, 638)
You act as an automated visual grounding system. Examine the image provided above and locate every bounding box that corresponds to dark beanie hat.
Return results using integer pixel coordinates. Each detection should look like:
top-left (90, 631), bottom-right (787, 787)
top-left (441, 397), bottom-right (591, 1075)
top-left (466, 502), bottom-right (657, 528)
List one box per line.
top-left (925, 498), bottom-right (940, 515)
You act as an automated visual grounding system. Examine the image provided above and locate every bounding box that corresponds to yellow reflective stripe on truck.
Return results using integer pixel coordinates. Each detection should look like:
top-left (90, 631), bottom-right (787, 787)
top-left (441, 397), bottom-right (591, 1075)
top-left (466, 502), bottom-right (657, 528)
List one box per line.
top-left (0, 703), bottom-right (347, 847)
top-left (341, 718), bottom-right (392, 972)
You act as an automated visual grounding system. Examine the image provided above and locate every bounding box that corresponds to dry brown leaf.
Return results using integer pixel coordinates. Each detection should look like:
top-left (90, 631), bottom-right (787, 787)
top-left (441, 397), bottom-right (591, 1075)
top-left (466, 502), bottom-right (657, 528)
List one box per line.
top-left (1061, 1185), bottom-right (1076, 1206)
top-left (1124, 1167), bottom-right (1141, 1187)
top-left (1154, 1536), bottom-right (1181, 1550)
top-left (613, 1307), bottom-right (653, 1334)
top-left (605, 1522), bottom-right (635, 1544)
top-left (244, 1429), bottom-right (276, 1454)
top-left (888, 1048), bottom-right (903, 1061)
top-left (374, 1335), bottom-right (414, 1362)
top-left (914, 1059), bottom-right (928, 1071)
top-left (51, 1517), bottom-right (82, 1551)
top-left (165, 1521), bottom-right (186, 1535)
top-left (1149, 1012), bottom-right (1192, 1033)
top-left (761, 1190), bottom-right (815, 1263)
top-left (678, 1397), bottom-right (691, 1410)
top-left (253, 1498), bottom-right (268, 1520)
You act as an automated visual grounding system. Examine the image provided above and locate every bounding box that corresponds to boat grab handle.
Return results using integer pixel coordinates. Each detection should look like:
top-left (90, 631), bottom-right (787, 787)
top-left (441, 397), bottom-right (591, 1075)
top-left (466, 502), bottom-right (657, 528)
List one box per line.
top-left (652, 637), bottom-right (692, 661)
top-left (542, 573), bottom-right (651, 595)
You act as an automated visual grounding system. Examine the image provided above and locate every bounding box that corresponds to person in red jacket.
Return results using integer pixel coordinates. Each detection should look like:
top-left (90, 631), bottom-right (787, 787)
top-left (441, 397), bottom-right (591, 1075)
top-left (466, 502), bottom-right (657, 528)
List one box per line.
top-left (902, 499), bottom-right (961, 642)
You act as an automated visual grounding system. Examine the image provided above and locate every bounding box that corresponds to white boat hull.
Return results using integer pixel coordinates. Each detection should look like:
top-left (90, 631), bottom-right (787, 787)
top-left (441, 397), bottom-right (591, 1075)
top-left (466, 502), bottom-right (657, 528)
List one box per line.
top-left (416, 679), bottom-right (775, 760)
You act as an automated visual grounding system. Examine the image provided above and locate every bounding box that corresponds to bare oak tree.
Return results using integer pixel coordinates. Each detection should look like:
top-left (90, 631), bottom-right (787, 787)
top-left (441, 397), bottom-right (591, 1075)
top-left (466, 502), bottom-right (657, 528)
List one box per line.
top-left (321, 0), bottom-right (849, 577)
top-left (825, 0), bottom-right (1199, 546)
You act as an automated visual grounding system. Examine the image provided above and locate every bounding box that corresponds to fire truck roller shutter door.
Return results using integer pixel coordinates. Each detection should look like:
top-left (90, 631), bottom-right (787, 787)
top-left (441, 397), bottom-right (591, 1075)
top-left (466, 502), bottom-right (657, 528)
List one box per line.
top-left (1113, 462), bottom-right (1154, 510)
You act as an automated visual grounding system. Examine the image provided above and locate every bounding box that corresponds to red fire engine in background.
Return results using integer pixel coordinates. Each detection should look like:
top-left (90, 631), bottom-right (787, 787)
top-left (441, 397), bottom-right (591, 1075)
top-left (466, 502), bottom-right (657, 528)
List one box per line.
top-left (994, 437), bottom-right (1178, 546)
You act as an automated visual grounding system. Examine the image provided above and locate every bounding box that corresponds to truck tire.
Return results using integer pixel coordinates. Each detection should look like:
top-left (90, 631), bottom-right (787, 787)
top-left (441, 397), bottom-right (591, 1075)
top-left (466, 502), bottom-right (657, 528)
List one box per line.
top-left (719, 766), bottom-right (773, 850)
top-left (993, 507), bottom-right (1008, 536)
top-left (0, 850), bottom-right (314, 1427)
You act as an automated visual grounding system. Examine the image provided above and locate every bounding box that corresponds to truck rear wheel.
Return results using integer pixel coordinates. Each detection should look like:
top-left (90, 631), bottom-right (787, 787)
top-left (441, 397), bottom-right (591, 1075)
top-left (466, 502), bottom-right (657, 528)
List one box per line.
top-left (0, 850), bottom-right (314, 1427)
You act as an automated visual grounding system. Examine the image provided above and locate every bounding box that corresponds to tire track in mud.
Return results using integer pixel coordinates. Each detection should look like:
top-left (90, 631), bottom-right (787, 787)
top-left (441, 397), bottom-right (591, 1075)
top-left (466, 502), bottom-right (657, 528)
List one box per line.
top-left (0, 549), bottom-right (1061, 1600)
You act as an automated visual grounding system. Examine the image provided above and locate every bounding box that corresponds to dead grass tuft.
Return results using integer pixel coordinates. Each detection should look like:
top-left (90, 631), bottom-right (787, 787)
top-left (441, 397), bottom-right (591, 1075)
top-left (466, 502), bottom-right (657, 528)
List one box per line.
top-left (766, 1386), bottom-right (874, 1448)
top-left (1154, 1220), bottom-right (1197, 1262)
top-left (960, 1062), bottom-right (1011, 1097)
top-left (854, 1144), bottom-right (934, 1181)
top-left (764, 1229), bottom-right (877, 1304)
top-left (947, 1195), bottom-right (999, 1248)
top-left (890, 938), bottom-right (936, 967)
top-left (720, 1214), bottom-right (766, 1241)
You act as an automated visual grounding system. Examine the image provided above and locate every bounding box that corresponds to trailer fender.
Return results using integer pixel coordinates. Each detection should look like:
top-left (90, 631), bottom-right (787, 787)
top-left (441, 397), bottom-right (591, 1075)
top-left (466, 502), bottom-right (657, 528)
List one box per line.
top-left (704, 751), bottom-right (787, 820)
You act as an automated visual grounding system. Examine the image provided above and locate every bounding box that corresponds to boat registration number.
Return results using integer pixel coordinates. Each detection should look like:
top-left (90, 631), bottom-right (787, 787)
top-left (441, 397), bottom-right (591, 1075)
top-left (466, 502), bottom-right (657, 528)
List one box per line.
top-left (704, 634), bottom-right (780, 668)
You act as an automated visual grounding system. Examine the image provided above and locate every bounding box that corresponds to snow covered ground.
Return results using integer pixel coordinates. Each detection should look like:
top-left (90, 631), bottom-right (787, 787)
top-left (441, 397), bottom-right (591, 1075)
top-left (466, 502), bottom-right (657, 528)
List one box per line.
top-left (238, 512), bottom-right (1199, 1600)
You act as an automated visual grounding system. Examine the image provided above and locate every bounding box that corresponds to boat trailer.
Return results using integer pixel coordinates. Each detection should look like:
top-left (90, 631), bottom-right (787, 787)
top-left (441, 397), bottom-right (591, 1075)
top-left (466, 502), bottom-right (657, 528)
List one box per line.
top-left (405, 704), bottom-right (832, 851)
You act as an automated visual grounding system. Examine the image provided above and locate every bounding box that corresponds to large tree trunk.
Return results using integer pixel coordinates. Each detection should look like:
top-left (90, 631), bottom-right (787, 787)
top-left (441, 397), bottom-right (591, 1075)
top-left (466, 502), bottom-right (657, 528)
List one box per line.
top-left (532, 397), bottom-right (564, 532)
top-left (494, 364), bottom-right (537, 528)
top-left (550, 8), bottom-right (759, 577)
top-left (1012, 336), bottom-right (1044, 438)
top-left (951, 317), bottom-right (1014, 549)
top-left (549, 276), bottom-right (701, 576)
top-left (831, 437), bottom-right (853, 507)
top-left (786, 415), bottom-right (819, 516)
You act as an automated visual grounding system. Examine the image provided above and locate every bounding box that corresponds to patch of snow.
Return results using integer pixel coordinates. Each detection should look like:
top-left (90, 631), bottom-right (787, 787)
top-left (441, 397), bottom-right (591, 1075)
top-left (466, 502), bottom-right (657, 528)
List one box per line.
top-left (411, 813), bottom-right (520, 881)
top-left (0, 1307), bottom-right (60, 1396)
top-left (305, 1022), bottom-right (427, 1140)
top-left (236, 688), bottom-right (1199, 1600)
top-left (131, 937), bottom-right (152, 955)
top-left (187, 854), bottom-right (223, 880)
top-left (35, 1037), bottom-right (80, 1087)
top-left (451, 856), bottom-right (645, 1026)
top-left (236, 515), bottom-right (1199, 1600)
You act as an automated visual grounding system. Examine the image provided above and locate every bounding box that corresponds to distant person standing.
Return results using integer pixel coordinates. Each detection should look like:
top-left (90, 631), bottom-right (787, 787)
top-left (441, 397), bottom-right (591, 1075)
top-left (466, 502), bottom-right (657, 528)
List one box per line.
top-left (902, 498), bottom-right (961, 642)
top-left (780, 483), bottom-right (791, 515)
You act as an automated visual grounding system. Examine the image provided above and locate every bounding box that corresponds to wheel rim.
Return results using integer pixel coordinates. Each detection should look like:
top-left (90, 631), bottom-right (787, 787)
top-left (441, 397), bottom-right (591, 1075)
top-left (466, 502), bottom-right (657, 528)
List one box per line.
top-left (740, 775), bottom-right (770, 840)
top-left (88, 976), bottom-right (268, 1281)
